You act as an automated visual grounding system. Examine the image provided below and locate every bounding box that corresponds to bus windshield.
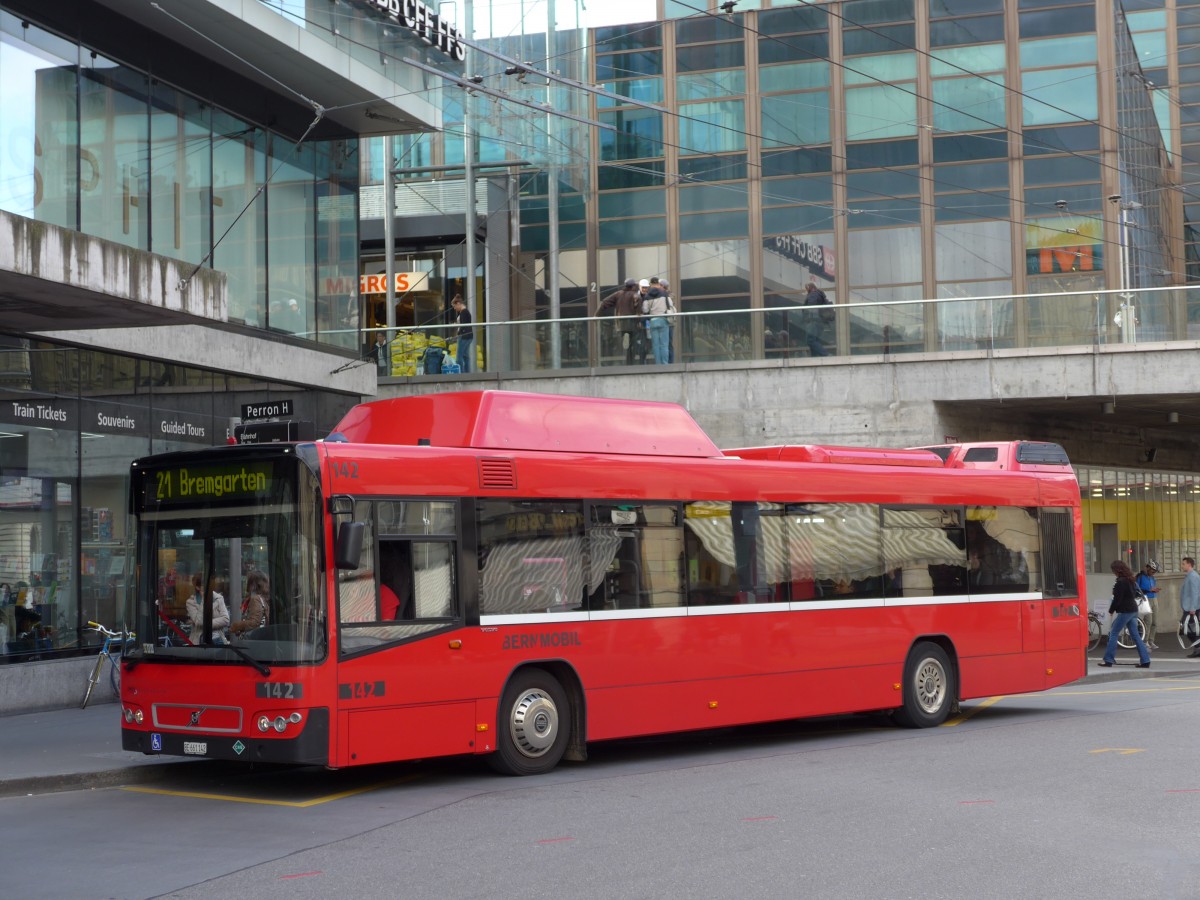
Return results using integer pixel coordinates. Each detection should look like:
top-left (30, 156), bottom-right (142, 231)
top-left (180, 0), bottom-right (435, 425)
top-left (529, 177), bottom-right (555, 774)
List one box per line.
top-left (131, 451), bottom-right (325, 666)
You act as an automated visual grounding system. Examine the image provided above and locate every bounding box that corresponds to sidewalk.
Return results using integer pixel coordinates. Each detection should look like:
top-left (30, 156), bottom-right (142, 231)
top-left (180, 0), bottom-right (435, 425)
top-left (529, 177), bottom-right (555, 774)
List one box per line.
top-left (1, 645), bottom-right (1196, 798)
top-left (0, 703), bottom-right (214, 798)
top-left (1082, 635), bottom-right (1200, 682)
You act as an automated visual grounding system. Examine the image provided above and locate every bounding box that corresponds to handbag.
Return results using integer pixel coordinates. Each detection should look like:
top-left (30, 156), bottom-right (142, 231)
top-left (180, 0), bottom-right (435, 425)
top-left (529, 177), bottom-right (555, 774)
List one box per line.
top-left (1135, 587), bottom-right (1152, 616)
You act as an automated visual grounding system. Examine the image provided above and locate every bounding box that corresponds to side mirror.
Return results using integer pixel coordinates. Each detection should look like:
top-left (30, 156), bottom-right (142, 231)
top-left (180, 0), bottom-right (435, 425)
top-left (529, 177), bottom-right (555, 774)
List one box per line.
top-left (335, 522), bottom-right (365, 570)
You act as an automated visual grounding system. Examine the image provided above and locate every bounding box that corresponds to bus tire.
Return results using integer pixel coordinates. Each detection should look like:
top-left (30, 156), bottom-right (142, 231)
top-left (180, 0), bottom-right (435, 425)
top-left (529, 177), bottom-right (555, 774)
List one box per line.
top-left (489, 667), bottom-right (571, 776)
top-left (894, 641), bottom-right (954, 728)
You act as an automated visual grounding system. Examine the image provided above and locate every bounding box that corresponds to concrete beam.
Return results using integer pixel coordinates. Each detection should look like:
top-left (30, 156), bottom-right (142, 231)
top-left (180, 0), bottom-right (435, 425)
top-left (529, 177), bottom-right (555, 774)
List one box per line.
top-left (373, 343), bottom-right (1200, 470)
top-left (0, 210), bottom-right (225, 331)
top-left (34, 325), bottom-right (378, 399)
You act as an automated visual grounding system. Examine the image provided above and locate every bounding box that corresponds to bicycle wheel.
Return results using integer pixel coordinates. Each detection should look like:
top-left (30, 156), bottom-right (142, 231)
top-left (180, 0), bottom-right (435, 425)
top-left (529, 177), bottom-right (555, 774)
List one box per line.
top-left (1116, 617), bottom-right (1147, 650)
top-left (81, 652), bottom-right (104, 709)
top-left (109, 653), bottom-right (121, 699)
top-left (1087, 615), bottom-right (1102, 651)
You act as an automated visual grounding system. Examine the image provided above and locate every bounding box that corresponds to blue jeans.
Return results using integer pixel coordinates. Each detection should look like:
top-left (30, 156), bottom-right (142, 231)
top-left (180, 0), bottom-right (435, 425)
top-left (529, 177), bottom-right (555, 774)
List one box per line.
top-left (457, 335), bottom-right (474, 372)
top-left (647, 317), bottom-right (669, 364)
top-left (1104, 611), bottom-right (1150, 664)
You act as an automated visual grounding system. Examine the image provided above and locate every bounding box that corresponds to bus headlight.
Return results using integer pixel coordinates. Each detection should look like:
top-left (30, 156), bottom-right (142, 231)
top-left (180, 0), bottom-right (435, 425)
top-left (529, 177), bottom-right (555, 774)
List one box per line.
top-left (258, 712), bottom-right (304, 733)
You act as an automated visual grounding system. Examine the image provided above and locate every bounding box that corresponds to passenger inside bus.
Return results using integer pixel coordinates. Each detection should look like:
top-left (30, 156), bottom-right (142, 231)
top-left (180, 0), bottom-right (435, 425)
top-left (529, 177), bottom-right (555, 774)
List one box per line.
top-left (379, 542), bottom-right (413, 620)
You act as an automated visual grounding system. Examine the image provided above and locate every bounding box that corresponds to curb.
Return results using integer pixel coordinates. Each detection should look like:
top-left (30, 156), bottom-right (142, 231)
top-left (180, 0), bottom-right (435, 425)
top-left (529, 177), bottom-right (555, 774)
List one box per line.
top-left (0, 760), bottom-right (232, 799)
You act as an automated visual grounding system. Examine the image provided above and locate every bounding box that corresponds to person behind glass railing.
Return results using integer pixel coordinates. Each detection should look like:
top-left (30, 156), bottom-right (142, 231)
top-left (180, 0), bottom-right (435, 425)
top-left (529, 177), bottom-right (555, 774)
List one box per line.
top-left (599, 278), bottom-right (643, 365)
top-left (803, 281), bottom-right (832, 357)
top-left (641, 279), bottom-right (675, 365)
top-left (451, 295), bottom-right (475, 373)
top-left (659, 278), bottom-right (676, 364)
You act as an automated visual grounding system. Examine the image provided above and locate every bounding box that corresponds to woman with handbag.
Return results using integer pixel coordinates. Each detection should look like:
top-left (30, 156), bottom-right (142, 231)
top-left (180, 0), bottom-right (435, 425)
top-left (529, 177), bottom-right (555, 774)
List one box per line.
top-left (1099, 560), bottom-right (1151, 668)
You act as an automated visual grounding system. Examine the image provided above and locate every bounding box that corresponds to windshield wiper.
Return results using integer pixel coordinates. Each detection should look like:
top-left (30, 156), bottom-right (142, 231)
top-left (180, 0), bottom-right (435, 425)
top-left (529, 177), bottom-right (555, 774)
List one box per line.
top-left (223, 642), bottom-right (271, 676)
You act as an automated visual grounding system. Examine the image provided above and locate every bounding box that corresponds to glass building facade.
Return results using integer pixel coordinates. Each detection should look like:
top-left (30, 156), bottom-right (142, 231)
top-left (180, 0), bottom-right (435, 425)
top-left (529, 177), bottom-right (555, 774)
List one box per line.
top-left (360, 0), bottom-right (1190, 364)
top-left (0, 337), bottom-right (357, 662)
top-left (0, 1), bottom-right (430, 672)
top-left (0, 8), bottom-right (360, 349)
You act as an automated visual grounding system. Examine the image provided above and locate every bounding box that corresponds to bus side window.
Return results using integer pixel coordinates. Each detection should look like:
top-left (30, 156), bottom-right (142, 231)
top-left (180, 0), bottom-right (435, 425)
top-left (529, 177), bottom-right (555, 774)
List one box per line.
top-left (411, 542), bottom-right (453, 618)
top-left (339, 502), bottom-right (378, 623)
top-left (477, 500), bottom-right (586, 615)
top-left (587, 503), bottom-right (682, 610)
top-left (883, 507), bottom-right (966, 597)
top-left (684, 501), bottom-right (743, 605)
top-left (967, 507), bottom-right (1039, 595)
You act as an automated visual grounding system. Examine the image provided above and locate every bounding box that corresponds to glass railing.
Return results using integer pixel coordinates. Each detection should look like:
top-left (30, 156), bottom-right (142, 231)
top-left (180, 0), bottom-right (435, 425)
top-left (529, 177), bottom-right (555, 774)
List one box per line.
top-left (366, 285), bottom-right (1199, 378)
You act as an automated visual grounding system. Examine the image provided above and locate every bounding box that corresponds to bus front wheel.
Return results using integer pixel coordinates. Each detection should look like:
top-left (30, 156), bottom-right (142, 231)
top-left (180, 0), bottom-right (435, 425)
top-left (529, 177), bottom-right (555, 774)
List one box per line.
top-left (489, 667), bottom-right (571, 776)
top-left (894, 641), bottom-right (955, 728)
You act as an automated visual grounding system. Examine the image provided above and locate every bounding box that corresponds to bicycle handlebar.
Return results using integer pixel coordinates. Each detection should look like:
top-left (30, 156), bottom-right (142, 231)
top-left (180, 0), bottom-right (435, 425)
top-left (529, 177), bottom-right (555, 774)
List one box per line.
top-left (86, 621), bottom-right (134, 640)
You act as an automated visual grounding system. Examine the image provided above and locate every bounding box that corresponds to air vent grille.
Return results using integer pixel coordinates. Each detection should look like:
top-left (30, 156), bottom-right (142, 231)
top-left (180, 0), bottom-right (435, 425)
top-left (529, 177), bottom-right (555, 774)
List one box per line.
top-left (478, 457), bottom-right (517, 489)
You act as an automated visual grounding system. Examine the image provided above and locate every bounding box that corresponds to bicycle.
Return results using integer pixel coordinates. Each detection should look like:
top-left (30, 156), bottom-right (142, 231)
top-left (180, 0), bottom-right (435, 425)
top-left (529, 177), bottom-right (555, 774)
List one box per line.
top-left (1090, 610), bottom-right (1149, 650)
top-left (1115, 614), bottom-right (1149, 650)
top-left (1178, 610), bottom-right (1200, 652)
top-left (81, 621), bottom-right (133, 709)
top-left (1087, 611), bottom-right (1102, 651)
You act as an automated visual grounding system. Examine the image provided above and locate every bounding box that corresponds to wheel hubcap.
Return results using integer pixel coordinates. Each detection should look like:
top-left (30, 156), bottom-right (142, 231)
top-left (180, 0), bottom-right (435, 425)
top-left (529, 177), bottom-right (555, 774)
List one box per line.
top-left (510, 689), bottom-right (558, 758)
top-left (914, 659), bottom-right (946, 714)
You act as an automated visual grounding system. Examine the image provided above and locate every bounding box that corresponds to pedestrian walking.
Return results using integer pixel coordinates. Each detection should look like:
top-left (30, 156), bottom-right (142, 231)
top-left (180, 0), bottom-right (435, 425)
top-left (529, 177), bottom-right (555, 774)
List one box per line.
top-left (1183, 557), bottom-right (1200, 657)
top-left (1098, 560), bottom-right (1151, 668)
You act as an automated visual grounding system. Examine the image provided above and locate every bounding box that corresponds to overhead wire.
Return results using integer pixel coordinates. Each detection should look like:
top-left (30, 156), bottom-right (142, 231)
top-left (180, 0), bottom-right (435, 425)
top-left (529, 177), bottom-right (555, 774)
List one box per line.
top-left (152, 0), bottom-right (1186, 295)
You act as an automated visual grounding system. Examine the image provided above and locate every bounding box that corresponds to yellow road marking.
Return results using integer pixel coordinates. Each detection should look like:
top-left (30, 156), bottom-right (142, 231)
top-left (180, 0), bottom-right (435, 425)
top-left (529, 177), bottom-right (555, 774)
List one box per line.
top-left (943, 680), bottom-right (1200, 726)
top-left (1053, 682), bottom-right (1200, 697)
top-left (1089, 748), bottom-right (1145, 755)
top-left (943, 694), bottom-right (1005, 726)
top-left (122, 774), bottom-right (420, 807)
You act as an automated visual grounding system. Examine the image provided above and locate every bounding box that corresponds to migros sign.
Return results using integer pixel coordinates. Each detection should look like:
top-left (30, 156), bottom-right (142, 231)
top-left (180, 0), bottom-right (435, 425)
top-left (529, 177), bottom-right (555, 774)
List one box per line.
top-left (356, 0), bottom-right (466, 61)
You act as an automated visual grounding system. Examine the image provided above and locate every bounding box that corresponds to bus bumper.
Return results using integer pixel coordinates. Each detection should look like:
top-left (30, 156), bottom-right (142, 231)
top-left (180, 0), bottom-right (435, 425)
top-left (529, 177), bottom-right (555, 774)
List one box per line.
top-left (122, 707), bottom-right (330, 765)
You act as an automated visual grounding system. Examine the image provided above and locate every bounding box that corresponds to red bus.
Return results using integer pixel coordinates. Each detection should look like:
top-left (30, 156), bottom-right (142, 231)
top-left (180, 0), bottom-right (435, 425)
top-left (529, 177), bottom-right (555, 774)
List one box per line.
top-left (121, 390), bottom-right (1086, 775)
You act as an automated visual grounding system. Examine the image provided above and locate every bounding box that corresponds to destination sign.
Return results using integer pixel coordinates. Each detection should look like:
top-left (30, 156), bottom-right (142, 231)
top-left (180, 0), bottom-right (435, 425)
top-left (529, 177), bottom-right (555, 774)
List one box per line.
top-left (143, 461), bottom-right (277, 506)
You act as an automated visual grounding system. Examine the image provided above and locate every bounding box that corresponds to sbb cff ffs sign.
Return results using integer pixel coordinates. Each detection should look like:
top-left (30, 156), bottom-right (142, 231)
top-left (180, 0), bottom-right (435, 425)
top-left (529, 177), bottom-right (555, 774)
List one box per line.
top-left (356, 0), bottom-right (466, 60)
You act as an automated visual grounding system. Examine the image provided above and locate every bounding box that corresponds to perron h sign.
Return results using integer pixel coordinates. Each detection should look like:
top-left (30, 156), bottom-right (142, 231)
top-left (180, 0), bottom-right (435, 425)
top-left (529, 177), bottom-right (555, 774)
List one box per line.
top-left (241, 400), bottom-right (294, 421)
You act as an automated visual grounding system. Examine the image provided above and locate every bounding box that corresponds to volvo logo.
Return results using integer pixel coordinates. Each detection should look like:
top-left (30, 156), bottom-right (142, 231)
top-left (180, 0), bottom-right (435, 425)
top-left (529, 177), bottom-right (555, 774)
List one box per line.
top-left (189, 708), bottom-right (206, 726)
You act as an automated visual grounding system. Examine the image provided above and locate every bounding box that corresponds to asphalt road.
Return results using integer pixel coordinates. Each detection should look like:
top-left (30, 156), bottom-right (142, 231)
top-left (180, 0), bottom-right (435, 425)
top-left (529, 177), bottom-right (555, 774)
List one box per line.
top-left (8, 675), bottom-right (1200, 900)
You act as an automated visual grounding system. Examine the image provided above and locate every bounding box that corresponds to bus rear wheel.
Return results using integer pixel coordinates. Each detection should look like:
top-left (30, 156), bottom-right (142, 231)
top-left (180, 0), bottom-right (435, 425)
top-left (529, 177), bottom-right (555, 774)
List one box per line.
top-left (489, 667), bottom-right (571, 776)
top-left (894, 642), bottom-right (955, 728)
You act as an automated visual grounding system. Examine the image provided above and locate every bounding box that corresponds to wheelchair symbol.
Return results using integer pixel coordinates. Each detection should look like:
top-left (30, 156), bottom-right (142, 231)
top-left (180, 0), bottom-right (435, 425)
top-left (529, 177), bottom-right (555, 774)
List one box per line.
top-left (151, 733), bottom-right (162, 751)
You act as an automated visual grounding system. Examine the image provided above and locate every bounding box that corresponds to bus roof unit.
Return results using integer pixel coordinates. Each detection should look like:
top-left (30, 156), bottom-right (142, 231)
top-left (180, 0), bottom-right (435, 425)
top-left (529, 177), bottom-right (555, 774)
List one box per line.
top-left (914, 441), bottom-right (1073, 472)
top-left (725, 445), bottom-right (945, 467)
top-left (331, 390), bottom-right (724, 458)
